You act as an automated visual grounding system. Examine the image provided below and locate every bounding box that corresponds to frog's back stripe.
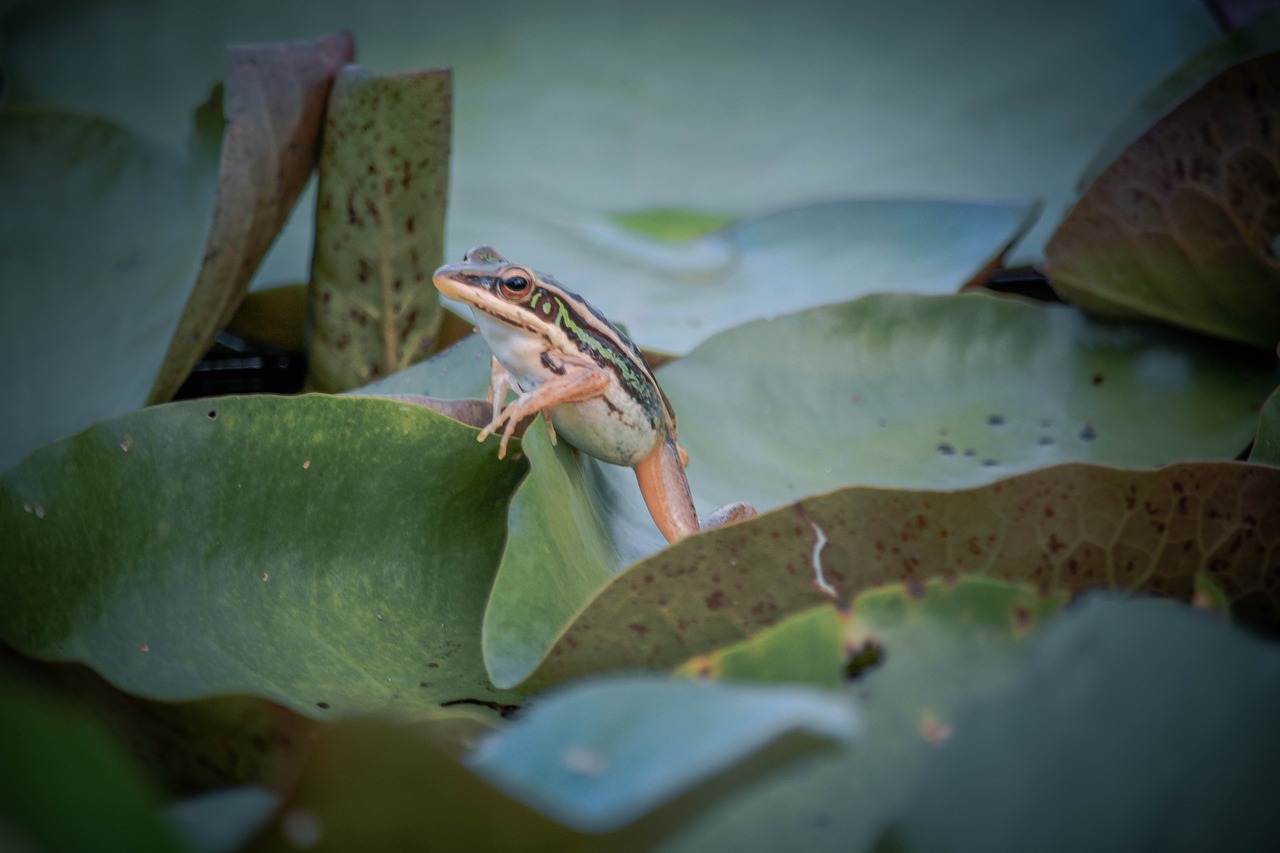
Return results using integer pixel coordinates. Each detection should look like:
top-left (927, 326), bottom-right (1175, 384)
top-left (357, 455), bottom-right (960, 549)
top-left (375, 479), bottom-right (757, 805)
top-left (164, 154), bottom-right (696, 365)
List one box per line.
top-left (529, 279), bottom-right (677, 429)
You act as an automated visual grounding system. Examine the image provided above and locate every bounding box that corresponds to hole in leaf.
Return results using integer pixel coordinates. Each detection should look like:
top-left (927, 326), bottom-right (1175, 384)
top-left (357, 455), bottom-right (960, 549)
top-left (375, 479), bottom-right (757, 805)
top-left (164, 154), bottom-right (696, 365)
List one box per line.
top-left (207, 410), bottom-right (218, 420)
top-left (844, 640), bottom-right (884, 681)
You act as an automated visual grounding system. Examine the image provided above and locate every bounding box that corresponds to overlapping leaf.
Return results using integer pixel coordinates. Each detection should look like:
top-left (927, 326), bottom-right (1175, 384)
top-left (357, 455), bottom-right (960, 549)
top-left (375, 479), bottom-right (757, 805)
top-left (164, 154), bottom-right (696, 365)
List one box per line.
top-left (518, 461), bottom-right (1279, 690)
top-left (147, 32), bottom-right (354, 404)
top-left (655, 578), bottom-right (1066, 852)
top-left (1046, 51), bottom-right (1280, 348)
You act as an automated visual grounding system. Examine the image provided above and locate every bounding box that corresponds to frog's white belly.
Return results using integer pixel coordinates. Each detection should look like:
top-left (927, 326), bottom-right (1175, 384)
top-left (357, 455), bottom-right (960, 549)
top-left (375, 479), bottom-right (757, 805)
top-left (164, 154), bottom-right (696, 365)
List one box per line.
top-left (547, 393), bottom-right (661, 467)
top-left (478, 316), bottom-right (662, 466)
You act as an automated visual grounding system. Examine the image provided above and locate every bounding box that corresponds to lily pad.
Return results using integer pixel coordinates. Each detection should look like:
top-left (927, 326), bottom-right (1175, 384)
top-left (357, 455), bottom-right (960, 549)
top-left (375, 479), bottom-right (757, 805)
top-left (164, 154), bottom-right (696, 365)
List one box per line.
top-left (306, 65), bottom-right (451, 391)
top-left (656, 578), bottom-right (1065, 853)
top-left (0, 106), bottom-right (220, 475)
top-left (467, 675), bottom-right (861, 833)
top-left (147, 32), bottom-right (354, 404)
top-left (516, 460), bottom-right (1279, 690)
top-left (0, 395), bottom-right (526, 717)
top-left (880, 595), bottom-right (1280, 852)
top-left (1045, 52), bottom-right (1280, 349)
top-left (654, 293), bottom-right (1277, 515)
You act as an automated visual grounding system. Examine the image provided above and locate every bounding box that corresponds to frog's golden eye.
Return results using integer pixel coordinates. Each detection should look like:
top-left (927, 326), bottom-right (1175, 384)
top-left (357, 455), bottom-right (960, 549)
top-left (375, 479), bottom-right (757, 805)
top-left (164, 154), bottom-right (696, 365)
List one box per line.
top-left (499, 274), bottom-right (532, 300)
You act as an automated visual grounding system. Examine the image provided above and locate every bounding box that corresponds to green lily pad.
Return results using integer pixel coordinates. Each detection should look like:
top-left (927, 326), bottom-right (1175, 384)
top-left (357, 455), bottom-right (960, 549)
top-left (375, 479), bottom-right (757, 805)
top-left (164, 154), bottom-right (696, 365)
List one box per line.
top-left (245, 717), bottom-right (588, 852)
top-left (657, 293), bottom-right (1278, 514)
top-left (306, 65), bottom-right (451, 392)
top-left (0, 106), bottom-right (220, 475)
top-left (0, 395), bottom-right (526, 717)
top-left (880, 595), bottom-right (1280, 852)
top-left (517, 460), bottom-right (1279, 691)
top-left (1045, 52), bottom-right (1280, 349)
top-left (467, 675), bottom-right (861, 833)
top-left (656, 578), bottom-right (1065, 853)
top-left (0, 679), bottom-right (184, 853)
top-left (148, 32), bottom-right (353, 404)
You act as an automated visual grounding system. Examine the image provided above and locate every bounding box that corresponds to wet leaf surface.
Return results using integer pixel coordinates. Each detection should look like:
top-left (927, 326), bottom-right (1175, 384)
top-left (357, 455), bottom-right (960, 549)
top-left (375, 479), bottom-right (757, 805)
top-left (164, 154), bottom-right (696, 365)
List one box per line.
top-left (1046, 52), bottom-right (1280, 348)
top-left (307, 65), bottom-right (451, 391)
top-left (148, 32), bottom-right (353, 404)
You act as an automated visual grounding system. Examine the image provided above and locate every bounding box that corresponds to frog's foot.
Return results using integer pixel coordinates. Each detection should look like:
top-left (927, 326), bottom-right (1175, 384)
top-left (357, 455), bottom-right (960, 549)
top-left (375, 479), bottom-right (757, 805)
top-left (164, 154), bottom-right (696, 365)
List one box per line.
top-left (699, 502), bottom-right (757, 531)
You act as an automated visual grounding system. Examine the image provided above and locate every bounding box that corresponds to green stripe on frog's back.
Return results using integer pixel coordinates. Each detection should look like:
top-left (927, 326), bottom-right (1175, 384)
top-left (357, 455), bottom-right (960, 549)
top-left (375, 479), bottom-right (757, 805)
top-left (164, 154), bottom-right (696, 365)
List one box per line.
top-left (527, 280), bottom-right (676, 429)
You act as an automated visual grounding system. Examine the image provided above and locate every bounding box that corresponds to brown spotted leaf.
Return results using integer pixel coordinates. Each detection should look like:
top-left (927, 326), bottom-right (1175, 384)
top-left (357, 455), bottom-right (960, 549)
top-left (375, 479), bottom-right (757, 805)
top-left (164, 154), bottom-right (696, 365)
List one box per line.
top-left (516, 461), bottom-right (1279, 690)
top-left (306, 65), bottom-right (451, 392)
top-left (147, 32), bottom-right (354, 404)
top-left (1044, 51), bottom-right (1280, 349)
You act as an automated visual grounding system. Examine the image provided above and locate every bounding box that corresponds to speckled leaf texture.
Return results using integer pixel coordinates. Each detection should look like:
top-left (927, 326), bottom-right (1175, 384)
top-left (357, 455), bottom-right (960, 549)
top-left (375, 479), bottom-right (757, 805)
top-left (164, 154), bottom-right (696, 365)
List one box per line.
top-left (519, 461), bottom-right (1279, 689)
top-left (307, 65), bottom-right (451, 392)
top-left (148, 33), bottom-right (354, 404)
top-left (1045, 51), bottom-right (1280, 349)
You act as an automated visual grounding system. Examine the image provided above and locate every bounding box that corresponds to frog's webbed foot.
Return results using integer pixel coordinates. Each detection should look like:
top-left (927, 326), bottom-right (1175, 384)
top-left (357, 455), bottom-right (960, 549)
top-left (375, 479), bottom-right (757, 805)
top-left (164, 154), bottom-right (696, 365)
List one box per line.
top-left (700, 502), bottom-right (757, 530)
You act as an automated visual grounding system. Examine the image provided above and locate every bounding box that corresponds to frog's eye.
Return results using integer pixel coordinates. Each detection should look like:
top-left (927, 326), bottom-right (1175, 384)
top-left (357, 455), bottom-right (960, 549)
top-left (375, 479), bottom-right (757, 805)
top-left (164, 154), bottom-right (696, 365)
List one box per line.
top-left (499, 275), bottom-right (531, 300)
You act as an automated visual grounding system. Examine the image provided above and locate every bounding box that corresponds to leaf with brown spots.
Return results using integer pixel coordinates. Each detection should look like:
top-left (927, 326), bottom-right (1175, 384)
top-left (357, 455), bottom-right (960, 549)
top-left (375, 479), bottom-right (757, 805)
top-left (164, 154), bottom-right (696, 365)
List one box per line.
top-left (306, 65), bottom-right (451, 392)
top-left (1044, 51), bottom-right (1280, 349)
top-left (147, 32), bottom-right (354, 404)
top-left (514, 461), bottom-right (1279, 690)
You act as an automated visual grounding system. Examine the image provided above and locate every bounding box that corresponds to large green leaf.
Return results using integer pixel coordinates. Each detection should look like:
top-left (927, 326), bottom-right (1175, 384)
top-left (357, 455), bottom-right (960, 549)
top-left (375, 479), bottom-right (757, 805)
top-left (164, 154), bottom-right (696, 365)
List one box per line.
top-left (0, 395), bottom-right (527, 717)
top-left (880, 596), bottom-right (1280, 852)
top-left (306, 65), bottom-right (450, 391)
top-left (0, 679), bottom-right (184, 853)
top-left (148, 32), bottom-right (354, 404)
top-left (467, 675), bottom-right (861, 833)
top-left (656, 578), bottom-right (1065, 853)
top-left (516, 461), bottom-right (1279, 690)
top-left (1045, 52), bottom-right (1280, 349)
top-left (0, 107), bottom-right (220, 474)
top-left (655, 293), bottom-right (1277, 512)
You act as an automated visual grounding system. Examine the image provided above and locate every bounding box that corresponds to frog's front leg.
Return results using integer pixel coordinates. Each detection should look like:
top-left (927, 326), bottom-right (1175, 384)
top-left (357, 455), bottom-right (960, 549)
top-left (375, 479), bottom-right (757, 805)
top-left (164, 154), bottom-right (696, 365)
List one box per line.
top-left (633, 437), bottom-right (757, 542)
top-left (479, 356), bottom-right (610, 459)
top-left (486, 356), bottom-right (557, 446)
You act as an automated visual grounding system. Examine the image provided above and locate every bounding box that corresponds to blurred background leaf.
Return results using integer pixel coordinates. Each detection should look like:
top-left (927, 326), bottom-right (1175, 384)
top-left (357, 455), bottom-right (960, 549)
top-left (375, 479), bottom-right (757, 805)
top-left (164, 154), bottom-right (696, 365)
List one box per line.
top-left (0, 106), bottom-right (220, 474)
